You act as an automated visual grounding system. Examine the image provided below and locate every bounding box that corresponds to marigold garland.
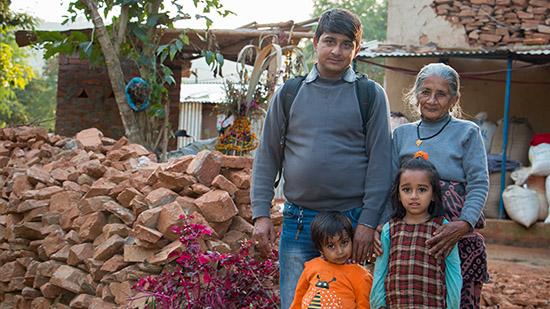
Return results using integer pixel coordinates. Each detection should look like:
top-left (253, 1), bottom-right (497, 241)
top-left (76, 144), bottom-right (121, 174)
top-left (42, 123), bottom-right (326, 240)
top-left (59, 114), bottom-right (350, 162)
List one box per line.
top-left (215, 116), bottom-right (258, 156)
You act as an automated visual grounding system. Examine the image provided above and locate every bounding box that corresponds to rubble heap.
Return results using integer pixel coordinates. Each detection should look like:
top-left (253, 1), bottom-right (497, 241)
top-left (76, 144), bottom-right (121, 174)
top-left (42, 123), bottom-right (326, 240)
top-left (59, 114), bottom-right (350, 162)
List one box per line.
top-left (0, 127), bottom-right (281, 308)
top-left (431, 0), bottom-right (550, 47)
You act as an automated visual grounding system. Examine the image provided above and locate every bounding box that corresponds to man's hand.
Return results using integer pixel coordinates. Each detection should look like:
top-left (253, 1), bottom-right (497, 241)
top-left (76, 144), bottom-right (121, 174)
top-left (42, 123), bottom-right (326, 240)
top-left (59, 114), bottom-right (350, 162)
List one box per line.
top-left (426, 220), bottom-right (470, 258)
top-left (252, 217), bottom-right (276, 257)
top-left (352, 224), bottom-right (375, 264)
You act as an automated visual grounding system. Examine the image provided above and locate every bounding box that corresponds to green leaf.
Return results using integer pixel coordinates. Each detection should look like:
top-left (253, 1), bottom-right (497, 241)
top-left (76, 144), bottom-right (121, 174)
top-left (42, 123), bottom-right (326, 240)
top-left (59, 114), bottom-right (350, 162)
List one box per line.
top-left (180, 34), bottom-right (190, 45)
top-left (162, 66), bottom-right (173, 77)
top-left (159, 50), bottom-right (168, 64)
top-left (216, 53), bottom-right (224, 67)
top-left (195, 32), bottom-right (206, 42)
top-left (69, 31), bottom-right (89, 42)
top-left (175, 39), bottom-right (183, 51)
top-left (137, 55), bottom-right (154, 69)
top-left (203, 51), bottom-right (214, 65)
top-left (169, 44), bottom-right (177, 61)
top-left (165, 75), bottom-right (175, 85)
top-left (131, 27), bottom-right (149, 43)
top-left (148, 103), bottom-right (166, 118)
top-left (147, 13), bottom-right (160, 28)
top-left (156, 44), bottom-right (169, 55)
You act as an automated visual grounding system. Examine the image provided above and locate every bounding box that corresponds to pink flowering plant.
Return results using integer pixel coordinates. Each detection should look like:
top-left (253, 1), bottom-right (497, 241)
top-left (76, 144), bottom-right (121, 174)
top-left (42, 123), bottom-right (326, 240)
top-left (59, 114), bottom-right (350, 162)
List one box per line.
top-left (129, 214), bottom-right (280, 308)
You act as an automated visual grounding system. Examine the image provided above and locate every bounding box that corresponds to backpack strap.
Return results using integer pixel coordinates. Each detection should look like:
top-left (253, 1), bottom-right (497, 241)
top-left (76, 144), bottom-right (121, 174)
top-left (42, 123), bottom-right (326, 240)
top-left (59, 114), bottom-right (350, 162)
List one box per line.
top-left (274, 76), bottom-right (305, 188)
top-left (355, 73), bottom-right (377, 135)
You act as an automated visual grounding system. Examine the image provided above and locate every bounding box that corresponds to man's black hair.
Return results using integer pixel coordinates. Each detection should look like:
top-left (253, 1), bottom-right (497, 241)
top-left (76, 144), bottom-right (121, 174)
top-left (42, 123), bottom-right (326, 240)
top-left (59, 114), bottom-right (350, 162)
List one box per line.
top-left (315, 8), bottom-right (362, 48)
top-left (311, 211), bottom-right (354, 253)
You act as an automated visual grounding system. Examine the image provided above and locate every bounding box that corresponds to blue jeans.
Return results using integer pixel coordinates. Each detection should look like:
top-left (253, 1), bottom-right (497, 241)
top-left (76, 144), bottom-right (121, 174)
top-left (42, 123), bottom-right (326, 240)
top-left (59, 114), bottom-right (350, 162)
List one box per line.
top-left (278, 201), bottom-right (362, 309)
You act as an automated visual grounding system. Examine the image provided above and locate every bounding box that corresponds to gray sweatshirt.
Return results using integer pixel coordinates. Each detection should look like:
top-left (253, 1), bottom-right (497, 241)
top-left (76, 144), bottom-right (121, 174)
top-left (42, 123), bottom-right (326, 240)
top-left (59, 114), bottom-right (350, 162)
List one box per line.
top-left (251, 66), bottom-right (392, 227)
top-left (390, 114), bottom-right (489, 227)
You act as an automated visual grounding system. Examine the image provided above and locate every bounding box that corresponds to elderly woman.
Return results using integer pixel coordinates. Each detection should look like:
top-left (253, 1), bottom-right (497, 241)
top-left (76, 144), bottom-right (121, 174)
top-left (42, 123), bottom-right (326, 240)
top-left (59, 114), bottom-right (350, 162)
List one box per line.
top-left (390, 63), bottom-right (489, 308)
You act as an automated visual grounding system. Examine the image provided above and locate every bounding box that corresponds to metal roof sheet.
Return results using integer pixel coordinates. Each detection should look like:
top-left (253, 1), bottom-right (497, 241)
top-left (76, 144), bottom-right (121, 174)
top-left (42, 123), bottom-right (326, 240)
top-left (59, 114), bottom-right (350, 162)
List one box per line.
top-left (180, 82), bottom-right (226, 104)
top-left (357, 42), bottom-right (550, 62)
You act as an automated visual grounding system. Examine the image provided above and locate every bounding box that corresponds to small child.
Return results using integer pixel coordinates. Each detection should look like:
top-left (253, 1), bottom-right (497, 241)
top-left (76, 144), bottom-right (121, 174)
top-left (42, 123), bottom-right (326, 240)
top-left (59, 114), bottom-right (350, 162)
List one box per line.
top-left (290, 211), bottom-right (373, 309)
top-left (370, 153), bottom-right (462, 308)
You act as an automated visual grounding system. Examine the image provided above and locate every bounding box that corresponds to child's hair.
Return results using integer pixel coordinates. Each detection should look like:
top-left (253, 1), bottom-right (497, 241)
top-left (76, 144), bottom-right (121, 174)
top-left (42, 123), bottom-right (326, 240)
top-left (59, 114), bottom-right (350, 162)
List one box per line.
top-left (311, 211), bottom-right (354, 252)
top-left (390, 156), bottom-right (445, 219)
top-left (315, 8), bottom-right (362, 48)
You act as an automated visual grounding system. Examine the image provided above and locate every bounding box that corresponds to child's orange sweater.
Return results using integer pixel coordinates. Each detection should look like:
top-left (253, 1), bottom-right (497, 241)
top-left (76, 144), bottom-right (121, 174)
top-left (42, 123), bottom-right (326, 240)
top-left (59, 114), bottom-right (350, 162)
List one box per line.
top-left (290, 257), bottom-right (372, 308)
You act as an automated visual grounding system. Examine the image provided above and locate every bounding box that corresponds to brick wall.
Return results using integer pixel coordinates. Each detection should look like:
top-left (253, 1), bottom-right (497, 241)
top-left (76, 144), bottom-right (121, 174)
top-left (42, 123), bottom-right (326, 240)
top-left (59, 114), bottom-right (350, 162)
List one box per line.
top-left (56, 54), bottom-right (182, 150)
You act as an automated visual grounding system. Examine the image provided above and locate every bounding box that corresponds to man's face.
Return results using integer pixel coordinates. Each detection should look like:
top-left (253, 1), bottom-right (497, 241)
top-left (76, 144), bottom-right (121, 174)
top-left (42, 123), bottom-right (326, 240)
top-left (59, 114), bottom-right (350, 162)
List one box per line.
top-left (313, 32), bottom-right (360, 79)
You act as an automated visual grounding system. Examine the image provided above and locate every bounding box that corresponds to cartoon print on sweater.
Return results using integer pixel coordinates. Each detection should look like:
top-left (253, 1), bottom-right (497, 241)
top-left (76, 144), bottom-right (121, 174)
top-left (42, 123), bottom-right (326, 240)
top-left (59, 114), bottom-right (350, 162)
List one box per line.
top-left (303, 275), bottom-right (342, 308)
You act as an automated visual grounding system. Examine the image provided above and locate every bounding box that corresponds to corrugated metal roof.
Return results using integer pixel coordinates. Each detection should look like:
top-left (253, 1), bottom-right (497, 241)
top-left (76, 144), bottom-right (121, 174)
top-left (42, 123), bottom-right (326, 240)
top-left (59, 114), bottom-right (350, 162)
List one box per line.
top-left (180, 82), bottom-right (226, 104)
top-left (357, 42), bottom-right (550, 62)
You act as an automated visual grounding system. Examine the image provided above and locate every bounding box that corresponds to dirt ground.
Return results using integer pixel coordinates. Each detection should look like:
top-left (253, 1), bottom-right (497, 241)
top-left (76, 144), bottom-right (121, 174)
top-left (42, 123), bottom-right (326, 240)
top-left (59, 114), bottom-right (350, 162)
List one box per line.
top-left (481, 243), bottom-right (550, 308)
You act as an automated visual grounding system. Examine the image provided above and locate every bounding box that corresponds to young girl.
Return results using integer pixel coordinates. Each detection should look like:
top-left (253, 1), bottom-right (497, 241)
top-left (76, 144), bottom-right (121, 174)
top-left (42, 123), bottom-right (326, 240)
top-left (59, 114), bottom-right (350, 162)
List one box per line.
top-left (370, 153), bottom-right (462, 308)
top-left (290, 211), bottom-right (373, 309)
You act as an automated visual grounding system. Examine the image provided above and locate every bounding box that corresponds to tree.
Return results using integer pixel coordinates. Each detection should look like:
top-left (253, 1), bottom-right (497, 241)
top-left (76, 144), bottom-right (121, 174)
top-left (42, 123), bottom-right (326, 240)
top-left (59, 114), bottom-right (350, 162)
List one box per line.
top-left (1, 57), bottom-right (58, 130)
top-left (0, 0), bottom-right (36, 127)
top-left (312, 0), bottom-right (387, 42)
top-left (35, 0), bottom-right (232, 159)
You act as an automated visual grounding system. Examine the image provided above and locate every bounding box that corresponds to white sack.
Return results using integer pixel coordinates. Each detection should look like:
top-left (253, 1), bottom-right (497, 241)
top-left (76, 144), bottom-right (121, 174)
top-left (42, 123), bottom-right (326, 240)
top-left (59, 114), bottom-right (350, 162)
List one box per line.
top-left (529, 143), bottom-right (550, 176)
top-left (475, 112), bottom-right (497, 153)
top-left (502, 184), bottom-right (539, 228)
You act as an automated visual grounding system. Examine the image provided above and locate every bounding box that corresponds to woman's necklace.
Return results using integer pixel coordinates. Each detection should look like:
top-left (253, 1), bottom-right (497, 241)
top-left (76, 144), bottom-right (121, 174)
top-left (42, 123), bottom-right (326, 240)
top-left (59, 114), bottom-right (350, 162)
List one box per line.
top-left (416, 117), bottom-right (452, 146)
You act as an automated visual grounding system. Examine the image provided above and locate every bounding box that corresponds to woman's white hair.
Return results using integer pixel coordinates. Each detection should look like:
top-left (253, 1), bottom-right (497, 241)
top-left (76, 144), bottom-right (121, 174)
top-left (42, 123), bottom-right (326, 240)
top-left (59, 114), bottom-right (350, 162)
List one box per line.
top-left (404, 62), bottom-right (463, 119)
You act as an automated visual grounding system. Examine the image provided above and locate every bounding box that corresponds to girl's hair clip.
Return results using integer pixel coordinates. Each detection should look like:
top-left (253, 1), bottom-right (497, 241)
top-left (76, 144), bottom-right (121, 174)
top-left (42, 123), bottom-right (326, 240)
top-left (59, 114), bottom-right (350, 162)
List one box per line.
top-left (414, 151), bottom-right (429, 160)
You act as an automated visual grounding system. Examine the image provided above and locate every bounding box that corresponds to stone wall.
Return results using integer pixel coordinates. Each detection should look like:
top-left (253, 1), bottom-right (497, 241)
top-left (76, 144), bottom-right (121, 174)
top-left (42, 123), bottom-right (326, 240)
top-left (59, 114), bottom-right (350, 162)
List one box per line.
top-left (0, 126), bottom-right (281, 308)
top-left (431, 0), bottom-right (550, 46)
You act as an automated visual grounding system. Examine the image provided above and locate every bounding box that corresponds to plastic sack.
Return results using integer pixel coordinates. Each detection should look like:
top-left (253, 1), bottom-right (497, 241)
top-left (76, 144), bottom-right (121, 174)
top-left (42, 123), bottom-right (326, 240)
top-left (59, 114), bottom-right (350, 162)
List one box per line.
top-left (510, 167), bottom-right (549, 221)
top-left (529, 143), bottom-right (550, 176)
top-left (511, 167), bottom-right (531, 185)
top-left (502, 184), bottom-right (539, 228)
top-left (490, 117), bottom-right (533, 166)
top-left (526, 174), bottom-right (549, 220)
top-left (475, 112), bottom-right (497, 153)
top-left (484, 171), bottom-right (512, 219)
top-left (125, 77), bottom-right (150, 111)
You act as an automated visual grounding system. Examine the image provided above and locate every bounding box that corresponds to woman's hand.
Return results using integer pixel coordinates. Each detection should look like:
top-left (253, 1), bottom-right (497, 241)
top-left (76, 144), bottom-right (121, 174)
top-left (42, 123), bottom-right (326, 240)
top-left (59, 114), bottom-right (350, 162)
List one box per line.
top-left (426, 220), bottom-right (470, 258)
top-left (373, 224), bottom-right (384, 257)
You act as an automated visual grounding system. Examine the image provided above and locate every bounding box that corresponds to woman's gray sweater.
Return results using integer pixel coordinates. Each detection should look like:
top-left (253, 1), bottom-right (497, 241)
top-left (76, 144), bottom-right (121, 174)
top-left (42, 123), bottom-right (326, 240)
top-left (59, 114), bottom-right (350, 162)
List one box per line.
top-left (391, 114), bottom-right (489, 227)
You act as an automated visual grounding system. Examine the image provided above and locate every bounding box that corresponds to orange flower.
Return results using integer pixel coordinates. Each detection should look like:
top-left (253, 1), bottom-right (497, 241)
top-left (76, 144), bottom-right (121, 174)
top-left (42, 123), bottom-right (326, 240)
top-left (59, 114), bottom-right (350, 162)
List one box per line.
top-left (414, 151), bottom-right (429, 160)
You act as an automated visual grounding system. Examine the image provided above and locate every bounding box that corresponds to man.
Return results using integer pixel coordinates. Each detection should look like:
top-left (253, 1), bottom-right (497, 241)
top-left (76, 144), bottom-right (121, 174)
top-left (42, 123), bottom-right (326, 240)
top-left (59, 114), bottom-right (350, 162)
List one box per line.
top-left (251, 8), bottom-right (392, 308)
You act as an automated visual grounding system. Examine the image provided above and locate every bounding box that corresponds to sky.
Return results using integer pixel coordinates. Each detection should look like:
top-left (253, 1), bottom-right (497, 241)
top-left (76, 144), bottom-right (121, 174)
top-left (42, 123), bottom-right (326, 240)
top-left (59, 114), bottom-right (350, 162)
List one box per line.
top-left (11, 0), bottom-right (316, 78)
top-left (11, 0), bottom-right (315, 30)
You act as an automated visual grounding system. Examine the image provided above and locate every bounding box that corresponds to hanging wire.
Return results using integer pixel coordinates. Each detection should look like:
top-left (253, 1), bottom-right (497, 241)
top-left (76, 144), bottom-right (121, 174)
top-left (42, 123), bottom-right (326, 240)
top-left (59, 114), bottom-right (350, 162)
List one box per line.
top-left (356, 58), bottom-right (550, 85)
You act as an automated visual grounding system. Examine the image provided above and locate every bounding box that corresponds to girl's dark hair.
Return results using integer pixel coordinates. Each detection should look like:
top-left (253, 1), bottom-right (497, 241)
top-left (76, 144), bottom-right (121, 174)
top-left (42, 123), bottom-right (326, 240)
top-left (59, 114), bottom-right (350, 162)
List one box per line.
top-left (315, 8), bottom-right (362, 48)
top-left (390, 156), bottom-right (445, 219)
top-left (311, 211), bottom-right (354, 252)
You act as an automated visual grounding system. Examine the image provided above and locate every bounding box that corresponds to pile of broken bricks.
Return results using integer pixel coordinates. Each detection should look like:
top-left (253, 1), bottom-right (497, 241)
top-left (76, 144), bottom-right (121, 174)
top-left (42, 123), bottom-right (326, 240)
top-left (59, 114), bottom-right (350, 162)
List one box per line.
top-left (0, 126), bottom-right (282, 308)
